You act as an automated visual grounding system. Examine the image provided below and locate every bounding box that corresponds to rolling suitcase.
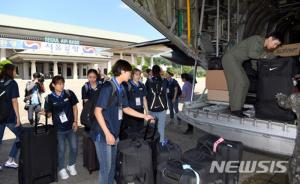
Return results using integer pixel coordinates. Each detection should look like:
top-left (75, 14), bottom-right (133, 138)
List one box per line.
top-left (255, 57), bottom-right (298, 121)
top-left (120, 118), bottom-right (160, 150)
top-left (82, 133), bottom-right (99, 174)
top-left (154, 139), bottom-right (182, 173)
top-left (182, 147), bottom-right (224, 184)
top-left (18, 113), bottom-right (58, 184)
top-left (197, 134), bottom-right (244, 184)
top-left (156, 160), bottom-right (201, 184)
top-left (116, 120), bottom-right (157, 184)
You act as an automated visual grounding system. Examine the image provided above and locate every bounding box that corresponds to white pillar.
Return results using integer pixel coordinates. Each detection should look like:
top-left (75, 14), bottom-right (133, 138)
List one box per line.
top-left (43, 62), bottom-right (49, 76)
top-left (23, 62), bottom-right (29, 80)
top-left (73, 62), bottom-right (78, 79)
top-left (31, 60), bottom-right (36, 77)
top-left (120, 52), bottom-right (123, 59)
top-left (131, 54), bottom-right (135, 65)
top-left (150, 56), bottom-right (154, 67)
top-left (63, 63), bottom-right (68, 79)
top-left (0, 48), bottom-right (6, 61)
top-left (79, 64), bottom-right (84, 79)
top-left (107, 60), bottom-right (112, 73)
top-left (53, 61), bottom-right (58, 76)
top-left (141, 56), bottom-right (145, 66)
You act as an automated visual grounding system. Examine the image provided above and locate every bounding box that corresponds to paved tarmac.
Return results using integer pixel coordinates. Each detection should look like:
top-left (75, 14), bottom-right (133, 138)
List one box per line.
top-left (0, 116), bottom-right (287, 184)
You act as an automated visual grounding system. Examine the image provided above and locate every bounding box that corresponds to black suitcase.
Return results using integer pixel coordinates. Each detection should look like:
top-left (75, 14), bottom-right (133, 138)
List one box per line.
top-left (120, 119), bottom-right (160, 150)
top-left (156, 160), bottom-right (201, 184)
top-left (197, 134), bottom-right (243, 184)
top-left (82, 133), bottom-right (99, 174)
top-left (154, 139), bottom-right (182, 172)
top-left (18, 114), bottom-right (58, 184)
top-left (182, 147), bottom-right (224, 184)
top-left (255, 57), bottom-right (298, 121)
top-left (116, 138), bottom-right (154, 184)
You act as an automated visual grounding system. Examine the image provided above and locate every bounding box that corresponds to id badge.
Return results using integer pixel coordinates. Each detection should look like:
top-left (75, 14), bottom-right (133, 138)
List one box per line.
top-left (135, 97), bottom-right (141, 106)
top-left (166, 88), bottom-right (170, 93)
top-left (59, 111), bottom-right (68, 123)
top-left (118, 108), bottom-right (123, 120)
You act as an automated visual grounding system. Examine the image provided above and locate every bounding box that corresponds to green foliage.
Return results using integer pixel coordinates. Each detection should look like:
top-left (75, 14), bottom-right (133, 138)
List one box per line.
top-left (131, 64), bottom-right (137, 70)
top-left (0, 59), bottom-right (12, 72)
top-left (142, 64), bottom-right (149, 72)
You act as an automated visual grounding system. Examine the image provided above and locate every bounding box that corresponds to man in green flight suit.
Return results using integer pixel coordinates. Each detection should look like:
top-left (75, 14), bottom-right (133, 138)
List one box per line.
top-left (222, 32), bottom-right (283, 117)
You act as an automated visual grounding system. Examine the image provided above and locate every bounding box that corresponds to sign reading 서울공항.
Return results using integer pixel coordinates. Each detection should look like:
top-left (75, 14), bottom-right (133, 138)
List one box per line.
top-left (0, 38), bottom-right (110, 56)
top-left (44, 37), bottom-right (80, 45)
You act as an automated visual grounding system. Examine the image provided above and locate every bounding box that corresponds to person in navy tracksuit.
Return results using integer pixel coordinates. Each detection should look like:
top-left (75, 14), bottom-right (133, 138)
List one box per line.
top-left (92, 60), bottom-right (154, 184)
top-left (44, 76), bottom-right (79, 180)
top-left (0, 64), bottom-right (21, 170)
top-left (122, 68), bottom-right (148, 131)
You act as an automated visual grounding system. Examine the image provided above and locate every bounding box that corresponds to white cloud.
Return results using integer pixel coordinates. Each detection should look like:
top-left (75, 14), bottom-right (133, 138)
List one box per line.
top-left (119, 2), bottom-right (131, 10)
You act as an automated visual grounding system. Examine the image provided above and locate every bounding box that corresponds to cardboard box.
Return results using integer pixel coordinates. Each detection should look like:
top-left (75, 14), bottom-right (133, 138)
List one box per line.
top-left (206, 70), bottom-right (228, 90)
top-left (207, 90), bottom-right (229, 102)
top-left (273, 43), bottom-right (300, 57)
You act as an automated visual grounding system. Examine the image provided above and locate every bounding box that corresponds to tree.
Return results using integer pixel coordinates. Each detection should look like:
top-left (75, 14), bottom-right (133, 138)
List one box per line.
top-left (0, 59), bottom-right (12, 72)
top-left (142, 64), bottom-right (149, 72)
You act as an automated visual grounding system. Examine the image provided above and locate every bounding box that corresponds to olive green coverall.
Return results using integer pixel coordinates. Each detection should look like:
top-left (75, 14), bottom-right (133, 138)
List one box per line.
top-left (222, 35), bottom-right (265, 111)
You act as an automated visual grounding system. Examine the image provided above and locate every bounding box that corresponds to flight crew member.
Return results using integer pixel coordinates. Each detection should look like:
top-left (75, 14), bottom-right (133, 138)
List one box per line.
top-left (222, 32), bottom-right (282, 117)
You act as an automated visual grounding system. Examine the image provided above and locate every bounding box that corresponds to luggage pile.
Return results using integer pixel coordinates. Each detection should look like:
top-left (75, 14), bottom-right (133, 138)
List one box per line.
top-left (157, 134), bottom-right (243, 184)
top-left (117, 119), bottom-right (244, 184)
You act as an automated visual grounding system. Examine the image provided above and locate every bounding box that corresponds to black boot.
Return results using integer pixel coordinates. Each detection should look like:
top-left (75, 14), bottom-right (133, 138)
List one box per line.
top-left (184, 124), bottom-right (194, 135)
top-left (231, 110), bottom-right (247, 118)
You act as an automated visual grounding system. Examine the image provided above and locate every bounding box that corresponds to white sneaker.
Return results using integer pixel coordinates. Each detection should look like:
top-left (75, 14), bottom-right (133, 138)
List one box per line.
top-left (59, 168), bottom-right (69, 180)
top-left (0, 165), bottom-right (3, 171)
top-left (4, 160), bottom-right (18, 168)
top-left (67, 164), bottom-right (77, 176)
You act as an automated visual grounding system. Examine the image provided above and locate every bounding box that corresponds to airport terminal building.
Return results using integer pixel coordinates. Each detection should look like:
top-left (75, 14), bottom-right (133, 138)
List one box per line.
top-left (0, 14), bottom-right (147, 79)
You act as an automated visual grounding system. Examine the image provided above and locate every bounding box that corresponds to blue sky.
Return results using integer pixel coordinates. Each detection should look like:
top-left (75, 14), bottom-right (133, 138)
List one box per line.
top-left (0, 0), bottom-right (164, 40)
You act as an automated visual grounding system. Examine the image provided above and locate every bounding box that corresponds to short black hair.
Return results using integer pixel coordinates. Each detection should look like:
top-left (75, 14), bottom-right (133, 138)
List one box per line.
top-left (49, 75), bottom-right (65, 91)
top-left (132, 68), bottom-right (141, 74)
top-left (181, 73), bottom-right (190, 80)
top-left (87, 69), bottom-right (98, 76)
top-left (266, 31), bottom-right (284, 43)
top-left (112, 59), bottom-right (132, 76)
top-left (145, 69), bottom-right (151, 74)
top-left (152, 65), bottom-right (161, 77)
top-left (33, 72), bottom-right (41, 79)
top-left (0, 64), bottom-right (16, 80)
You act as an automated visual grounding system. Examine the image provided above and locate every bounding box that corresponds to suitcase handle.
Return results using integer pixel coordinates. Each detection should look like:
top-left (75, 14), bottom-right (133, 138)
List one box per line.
top-left (163, 168), bottom-right (181, 182)
top-left (144, 117), bottom-right (158, 141)
top-left (34, 111), bottom-right (49, 135)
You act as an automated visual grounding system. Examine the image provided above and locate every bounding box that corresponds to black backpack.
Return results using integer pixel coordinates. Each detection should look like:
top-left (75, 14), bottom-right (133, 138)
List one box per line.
top-left (147, 77), bottom-right (167, 112)
top-left (175, 81), bottom-right (182, 97)
top-left (80, 80), bottom-right (122, 130)
top-left (0, 80), bottom-right (12, 123)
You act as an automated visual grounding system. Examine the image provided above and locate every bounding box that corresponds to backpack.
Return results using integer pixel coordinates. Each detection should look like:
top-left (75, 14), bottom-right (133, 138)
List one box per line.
top-left (147, 77), bottom-right (168, 112)
top-left (80, 80), bottom-right (124, 131)
top-left (45, 89), bottom-right (72, 114)
top-left (0, 80), bottom-right (12, 123)
top-left (174, 80), bottom-right (182, 97)
top-left (83, 80), bottom-right (104, 94)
